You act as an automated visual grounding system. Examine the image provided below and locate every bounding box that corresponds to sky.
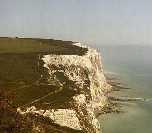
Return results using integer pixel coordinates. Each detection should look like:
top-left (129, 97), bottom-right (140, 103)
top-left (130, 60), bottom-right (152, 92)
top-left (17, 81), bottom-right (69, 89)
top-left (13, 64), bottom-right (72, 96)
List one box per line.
top-left (0, 0), bottom-right (152, 45)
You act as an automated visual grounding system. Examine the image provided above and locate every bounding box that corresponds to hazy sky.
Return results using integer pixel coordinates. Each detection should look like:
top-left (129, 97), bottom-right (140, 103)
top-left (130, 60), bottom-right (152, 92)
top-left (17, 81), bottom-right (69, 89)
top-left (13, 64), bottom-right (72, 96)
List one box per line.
top-left (0, 0), bottom-right (152, 45)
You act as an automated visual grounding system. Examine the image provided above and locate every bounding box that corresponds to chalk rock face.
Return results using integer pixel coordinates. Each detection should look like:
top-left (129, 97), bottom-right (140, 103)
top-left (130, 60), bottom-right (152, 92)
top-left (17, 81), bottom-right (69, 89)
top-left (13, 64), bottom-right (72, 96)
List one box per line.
top-left (18, 106), bottom-right (81, 130)
top-left (18, 43), bottom-right (111, 133)
top-left (42, 43), bottom-right (111, 102)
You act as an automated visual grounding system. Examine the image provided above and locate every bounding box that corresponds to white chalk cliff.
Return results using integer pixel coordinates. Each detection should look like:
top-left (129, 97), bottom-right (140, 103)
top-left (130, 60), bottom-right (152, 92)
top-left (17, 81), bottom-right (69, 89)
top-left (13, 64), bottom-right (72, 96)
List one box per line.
top-left (18, 43), bottom-right (111, 133)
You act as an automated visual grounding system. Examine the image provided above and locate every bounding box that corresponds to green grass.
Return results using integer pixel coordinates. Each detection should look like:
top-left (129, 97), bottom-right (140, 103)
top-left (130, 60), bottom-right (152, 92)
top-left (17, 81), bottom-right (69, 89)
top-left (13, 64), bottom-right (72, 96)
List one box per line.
top-left (0, 37), bottom-right (87, 55)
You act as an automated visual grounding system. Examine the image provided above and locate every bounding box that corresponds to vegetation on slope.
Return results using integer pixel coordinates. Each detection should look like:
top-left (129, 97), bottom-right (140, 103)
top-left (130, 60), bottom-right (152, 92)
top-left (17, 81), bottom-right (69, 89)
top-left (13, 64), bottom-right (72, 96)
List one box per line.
top-left (0, 88), bottom-right (84, 133)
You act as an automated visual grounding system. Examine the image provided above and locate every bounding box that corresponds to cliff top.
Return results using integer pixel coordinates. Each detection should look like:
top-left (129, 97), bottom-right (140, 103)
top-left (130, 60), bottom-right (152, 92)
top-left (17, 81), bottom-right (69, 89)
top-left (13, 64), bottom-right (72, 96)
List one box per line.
top-left (0, 37), bottom-right (88, 55)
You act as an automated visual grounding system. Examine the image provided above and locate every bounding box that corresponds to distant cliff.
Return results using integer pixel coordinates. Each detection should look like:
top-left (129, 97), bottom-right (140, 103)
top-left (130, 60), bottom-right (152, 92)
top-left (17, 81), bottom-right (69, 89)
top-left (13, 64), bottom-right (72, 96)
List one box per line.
top-left (0, 37), bottom-right (111, 133)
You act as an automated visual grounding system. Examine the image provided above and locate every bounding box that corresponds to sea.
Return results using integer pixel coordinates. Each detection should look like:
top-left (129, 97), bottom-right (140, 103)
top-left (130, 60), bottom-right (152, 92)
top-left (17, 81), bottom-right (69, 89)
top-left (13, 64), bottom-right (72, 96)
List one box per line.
top-left (97, 45), bottom-right (152, 133)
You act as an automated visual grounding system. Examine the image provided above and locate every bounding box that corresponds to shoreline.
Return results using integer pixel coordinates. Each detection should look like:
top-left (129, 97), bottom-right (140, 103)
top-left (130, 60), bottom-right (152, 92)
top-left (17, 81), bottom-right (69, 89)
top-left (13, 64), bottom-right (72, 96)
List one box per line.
top-left (98, 72), bottom-right (150, 118)
top-left (96, 73), bottom-right (132, 116)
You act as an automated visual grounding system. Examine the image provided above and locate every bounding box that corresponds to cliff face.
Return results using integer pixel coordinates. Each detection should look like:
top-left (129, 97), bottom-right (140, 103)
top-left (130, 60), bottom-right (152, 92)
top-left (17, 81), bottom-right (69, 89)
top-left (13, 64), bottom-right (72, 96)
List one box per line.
top-left (18, 42), bottom-right (111, 133)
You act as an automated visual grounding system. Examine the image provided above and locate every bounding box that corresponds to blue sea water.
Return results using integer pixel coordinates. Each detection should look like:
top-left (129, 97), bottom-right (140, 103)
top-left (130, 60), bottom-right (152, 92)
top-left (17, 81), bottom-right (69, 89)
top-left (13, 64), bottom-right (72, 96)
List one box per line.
top-left (97, 45), bottom-right (152, 133)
